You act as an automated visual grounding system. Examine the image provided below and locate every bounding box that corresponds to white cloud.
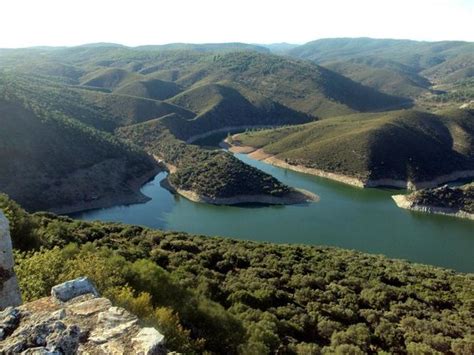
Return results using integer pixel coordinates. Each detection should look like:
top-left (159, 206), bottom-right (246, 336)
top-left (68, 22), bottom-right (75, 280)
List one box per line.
top-left (0, 0), bottom-right (472, 47)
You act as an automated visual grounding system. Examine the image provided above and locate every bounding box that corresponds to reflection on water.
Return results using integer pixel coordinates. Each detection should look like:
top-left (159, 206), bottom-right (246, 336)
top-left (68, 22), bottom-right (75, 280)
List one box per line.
top-left (72, 154), bottom-right (474, 272)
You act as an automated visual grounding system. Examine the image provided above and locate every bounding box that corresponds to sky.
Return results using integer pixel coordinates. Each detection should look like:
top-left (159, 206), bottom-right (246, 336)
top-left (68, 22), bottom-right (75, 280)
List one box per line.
top-left (1, 0), bottom-right (473, 48)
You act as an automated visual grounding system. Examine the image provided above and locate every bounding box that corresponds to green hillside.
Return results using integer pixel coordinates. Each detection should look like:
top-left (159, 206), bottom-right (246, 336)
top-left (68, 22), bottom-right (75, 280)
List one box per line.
top-left (0, 45), bottom-right (410, 118)
top-left (233, 109), bottom-right (474, 184)
top-left (0, 95), bottom-right (157, 212)
top-left (287, 38), bottom-right (474, 71)
top-left (0, 68), bottom-right (302, 207)
top-left (117, 120), bottom-right (291, 199)
top-left (287, 38), bottom-right (474, 101)
top-left (3, 198), bottom-right (472, 354)
top-left (174, 52), bottom-right (411, 117)
top-left (167, 83), bottom-right (315, 141)
top-left (80, 67), bottom-right (141, 89)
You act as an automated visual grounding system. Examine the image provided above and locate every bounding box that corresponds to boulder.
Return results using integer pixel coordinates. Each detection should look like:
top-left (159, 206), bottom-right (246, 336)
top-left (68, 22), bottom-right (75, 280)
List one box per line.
top-left (51, 277), bottom-right (99, 302)
top-left (1, 281), bottom-right (169, 354)
top-left (132, 327), bottom-right (166, 355)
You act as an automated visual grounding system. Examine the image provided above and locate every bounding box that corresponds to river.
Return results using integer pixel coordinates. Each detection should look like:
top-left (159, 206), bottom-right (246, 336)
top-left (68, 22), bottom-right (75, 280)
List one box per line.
top-left (72, 153), bottom-right (474, 273)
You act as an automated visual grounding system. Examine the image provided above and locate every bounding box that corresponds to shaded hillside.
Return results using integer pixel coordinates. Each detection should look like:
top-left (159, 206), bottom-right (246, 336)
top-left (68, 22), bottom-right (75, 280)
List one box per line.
top-left (0, 97), bottom-right (157, 212)
top-left (4, 200), bottom-right (473, 354)
top-left (166, 83), bottom-right (315, 141)
top-left (233, 109), bottom-right (474, 185)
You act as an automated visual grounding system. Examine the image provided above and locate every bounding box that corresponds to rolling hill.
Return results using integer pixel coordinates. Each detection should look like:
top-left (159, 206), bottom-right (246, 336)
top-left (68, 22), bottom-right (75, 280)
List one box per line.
top-left (166, 83), bottom-right (315, 141)
top-left (286, 38), bottom-right (474, 99)
top-left (0, 45), bottom-right (410, 118)
top-left (231, 109), bottom-right (474, 188)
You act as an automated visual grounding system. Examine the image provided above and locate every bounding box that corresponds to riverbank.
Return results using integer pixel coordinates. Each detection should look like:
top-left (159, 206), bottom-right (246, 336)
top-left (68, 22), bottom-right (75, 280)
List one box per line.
top-left (223, 138), bottom-right (474, 190)
top-left (52, 163), bottom-right (164, 215)
top-left (392, 194), bottom-right (474, 221)
top-left (160, 176), bottom-right (318, 205)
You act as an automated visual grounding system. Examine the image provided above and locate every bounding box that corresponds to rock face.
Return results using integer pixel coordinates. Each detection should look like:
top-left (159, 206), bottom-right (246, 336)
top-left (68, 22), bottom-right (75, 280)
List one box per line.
top-left (0, 211), bottom-right (22, 309)
top-left (0, 278), bottom-right (167, 354)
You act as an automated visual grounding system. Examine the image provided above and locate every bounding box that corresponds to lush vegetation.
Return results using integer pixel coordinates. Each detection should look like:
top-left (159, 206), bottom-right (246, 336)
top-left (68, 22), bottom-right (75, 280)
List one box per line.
top-left (407, 183), bottom-right (474, 214)
top-left (1, 196), bottom-right (473, 354)
top-left (118, 121), bottom-right (290, 198)
top-left (233, 109), bottom-right (474, 183)
top-left (0, 45), bottom-right (410, 118)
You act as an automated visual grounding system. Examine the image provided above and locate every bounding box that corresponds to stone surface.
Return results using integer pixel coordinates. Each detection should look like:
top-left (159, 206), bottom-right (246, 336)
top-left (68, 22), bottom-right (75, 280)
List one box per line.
top-left (132, 327), bottom-right (166, 355)
top-left (51, 277), bottom-right (99, 302)
top-left (0, 211), bottom-right (22, 309)
top-left (0, 286), bottom-right (168, 354)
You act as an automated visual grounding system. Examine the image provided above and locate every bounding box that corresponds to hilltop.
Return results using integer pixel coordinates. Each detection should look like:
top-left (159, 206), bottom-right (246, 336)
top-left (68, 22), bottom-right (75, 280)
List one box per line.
top-left (229, 109), bottom-right (474, 189)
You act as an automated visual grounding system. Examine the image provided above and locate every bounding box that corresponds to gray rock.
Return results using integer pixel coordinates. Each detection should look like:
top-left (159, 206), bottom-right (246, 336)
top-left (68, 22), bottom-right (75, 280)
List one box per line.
top-left (132, 327), bottom-right (166, 355)
top-left (89, 306), bottom-right (138, 344)
top-left (51, 277), bottom-right (99, 302)
top-left (0, 306), bottom-right (21, 340)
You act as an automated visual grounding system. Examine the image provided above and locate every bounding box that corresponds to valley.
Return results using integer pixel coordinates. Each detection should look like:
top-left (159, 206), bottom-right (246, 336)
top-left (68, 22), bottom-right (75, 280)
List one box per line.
top-left (0, 37), bottom-right (473, 354)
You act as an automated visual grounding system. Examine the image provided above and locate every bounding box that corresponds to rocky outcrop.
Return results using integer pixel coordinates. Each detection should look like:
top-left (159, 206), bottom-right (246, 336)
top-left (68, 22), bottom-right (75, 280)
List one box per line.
top-left (0, 211), bottom-right (22, 310)
top-left (0, 278), bottom-right (167, 354)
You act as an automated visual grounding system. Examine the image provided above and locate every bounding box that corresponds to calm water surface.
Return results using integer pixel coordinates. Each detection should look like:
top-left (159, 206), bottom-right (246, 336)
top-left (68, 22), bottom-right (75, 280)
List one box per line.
top-left (73, 154), bottom-right (474, 272)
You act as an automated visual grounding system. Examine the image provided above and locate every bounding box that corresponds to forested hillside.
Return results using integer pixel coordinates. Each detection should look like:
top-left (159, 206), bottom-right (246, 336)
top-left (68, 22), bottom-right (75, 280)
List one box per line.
top-left (0, 85), bottom-right (157, 212)
top-left (286, 38), bottom-right (474, 101)
top-left (0, 40), bottom-right (471, 209)
top-left (232, 109), bottom-right (474, 186)
top-left (2, 196), bottom-right (472, 354)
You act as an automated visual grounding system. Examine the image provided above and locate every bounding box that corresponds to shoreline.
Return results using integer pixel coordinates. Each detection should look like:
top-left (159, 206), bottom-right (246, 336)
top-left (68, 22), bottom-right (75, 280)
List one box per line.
top-left (52, 162), bottom-right (164, 215)
top-left (224, 138), bottom-right (474, 190)
top-left (392, 195), bottom-right (474, 221)
top-left (160, 176), bottom-right (318, 205)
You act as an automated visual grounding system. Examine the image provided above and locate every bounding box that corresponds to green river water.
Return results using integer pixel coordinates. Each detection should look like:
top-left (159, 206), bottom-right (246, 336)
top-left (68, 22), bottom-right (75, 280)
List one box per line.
top-left (73, 153), bottom-right (474, 273)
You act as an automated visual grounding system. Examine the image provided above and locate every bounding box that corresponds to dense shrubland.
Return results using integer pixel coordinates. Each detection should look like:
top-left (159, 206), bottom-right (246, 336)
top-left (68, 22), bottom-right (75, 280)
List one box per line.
top-left (2, 195), bottom-right (473, 354)
top-left (407, 183), bottom-right (474, 213)
top-left (118, 122), bottom-right (290, 198)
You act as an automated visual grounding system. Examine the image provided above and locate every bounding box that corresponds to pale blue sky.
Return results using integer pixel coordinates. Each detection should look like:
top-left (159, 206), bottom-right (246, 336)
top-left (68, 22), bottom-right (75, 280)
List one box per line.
top-left (1, 0), bottom-right (473, 48)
